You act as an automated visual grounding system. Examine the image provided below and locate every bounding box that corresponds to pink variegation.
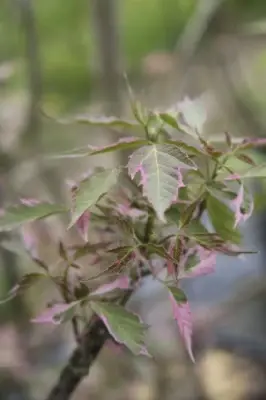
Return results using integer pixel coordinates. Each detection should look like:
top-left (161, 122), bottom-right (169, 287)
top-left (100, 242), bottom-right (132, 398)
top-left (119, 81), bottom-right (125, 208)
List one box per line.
top-left (171, 168), bottom-right (185, 203)
top-left (225, 173), bottom-right (241, 181)
top-left (76, 210), bottom-right (90, 242)
top-left (67, 175), bottom-right (93, 241)
top-left (94, 306), bottom-right (150, 356)
top-left (20, 198), bottom-right (41, 206)
top-left (116, 201), bottom-right (145, 219)
top-left (130, 164), bottom-right (148, 188)
top-left (31, 302), bottom-right (77, 325)
top-left (90, 276), bottom-right (130, 296)
top-left (106, 338), bottom-right (124, 355)
top-left (231, 184), bottom-right (254, 227)
top-left (181, 246), bottom-right (216, 279)
top-left (242, 137), bottom-right (266, 146)
top-left (168, 290), bottom-right (195, 362)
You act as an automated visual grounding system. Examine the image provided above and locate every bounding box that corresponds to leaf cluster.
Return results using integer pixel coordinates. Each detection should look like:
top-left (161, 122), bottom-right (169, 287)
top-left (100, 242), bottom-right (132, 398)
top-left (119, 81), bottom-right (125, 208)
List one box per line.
top-left (0, 92), bottom-right (264, 360)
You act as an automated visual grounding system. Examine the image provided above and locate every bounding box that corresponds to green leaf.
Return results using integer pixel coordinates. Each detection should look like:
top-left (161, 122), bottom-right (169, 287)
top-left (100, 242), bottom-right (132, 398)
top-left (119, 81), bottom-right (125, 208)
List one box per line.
top-left (168, 286), bottom-right (187, 303)
top-left (124, 75), bottom-right (149, 126)
top-left (146, 243), bottom-right (179, 264)
top-left (89, 138), bottom-right (149, 156)
top-left (236, 153), bottom-right (256, 166)
top-left (206, 182), bottom-right (236, 201)
top-left (70, 242), bottom-right (112, 260)
top-left (179, 200), bottom-right (200, 227)
top-left (0, 203), bottom-right (65, 232)
top-left (1, 239), bottom-right (31, 258)
top-left (183, 220), bottom-right (209, 236)
top-left (90, 301), bottom-right (148, 355)
top-left (216, 151), bottom-right (266, 180)
top-left (69, 168), bottom-right (119, 228)
top-left (48, 145), bottom-right (95, 160)
top-left (230, 163), bottom-right (266, 180)
top-left (165, 204), bottom-right (181, 224)
top-left (63, 115), bottom-right (141, 130)
top-left (207, 195), bottom-right (242, 244)
top-left (158, 112), bottom-right (180, 130)
top-left (0, 272), bottom-right (47, 304)
top-left (165, 139), bottom-right (203, 157)
top-left (128, 144), bottom-right (196, 221)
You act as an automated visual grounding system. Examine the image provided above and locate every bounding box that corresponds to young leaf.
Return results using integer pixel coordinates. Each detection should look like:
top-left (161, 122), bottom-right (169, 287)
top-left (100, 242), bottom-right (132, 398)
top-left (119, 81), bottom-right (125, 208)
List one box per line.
top-left (224, 131), bottom-right (232, 148)
top-left (165, 139), bottom-right (204, 156)
top-left (128, 144), bottom-right (196, 221)
top-left (89, 137), bottom-right (149, 156)
top-left (31, 301), bottom-right (79, 325)
top-left (124, 74), bottom-right (149, 126)
top-left (167, 286), bottom-right (194, 362)
top-left (90, 301), bottom-right (149, 355)
top-left (48, 146), bottom-right (95, 160)
top-left (90, 276), bottom-right (130, 296)
top-left (181, 247), bottom-right (216, 279)
top-left (71, 242), bottom-right (111, 261)
top-left (236, 153), bottom-right (256, 166)
top-left (207, 195), bottom-right (242, 244)
top-left (177, 96), bottom-right (207, 135)
top-left (0, 272), bottom-right (47, 304)
top-left (75, 210), bottom-right (90, 242)
top-left (226, 163), bottom-right (266, 180)
top-left (62, 115), bottom-right (141, 131)
top-left (0, 202), bottom-right (65, 232)
top-left (69, 168), bottom-right (119, 228)
top-left (231, 184), bottom-right (254, 227)
top-left (116, 203), bottom-right (146, 219)
top-left (158, 112), bottom-right (180, 130)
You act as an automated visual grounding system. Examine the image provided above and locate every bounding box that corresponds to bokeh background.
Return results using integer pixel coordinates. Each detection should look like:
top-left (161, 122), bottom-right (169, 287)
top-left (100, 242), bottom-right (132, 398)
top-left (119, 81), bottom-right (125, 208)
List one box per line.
top-left (1, 0), bottom-right (266, 399)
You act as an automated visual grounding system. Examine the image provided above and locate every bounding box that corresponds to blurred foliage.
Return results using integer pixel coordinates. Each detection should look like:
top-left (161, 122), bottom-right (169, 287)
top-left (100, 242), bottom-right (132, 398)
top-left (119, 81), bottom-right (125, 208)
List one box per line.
top-left (0, 0), bottom-right (195, 111)
top-left (2, 0), bottom-right (266, 111)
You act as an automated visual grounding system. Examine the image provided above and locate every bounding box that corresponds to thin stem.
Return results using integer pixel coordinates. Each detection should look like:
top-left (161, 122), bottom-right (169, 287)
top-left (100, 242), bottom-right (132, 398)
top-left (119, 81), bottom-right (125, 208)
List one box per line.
top-left (45, 200), bottom-right (156, 400)
top-left (143, 211), bottom-right (155, 244)
top-left (60, 265), bottom-right (80, 344)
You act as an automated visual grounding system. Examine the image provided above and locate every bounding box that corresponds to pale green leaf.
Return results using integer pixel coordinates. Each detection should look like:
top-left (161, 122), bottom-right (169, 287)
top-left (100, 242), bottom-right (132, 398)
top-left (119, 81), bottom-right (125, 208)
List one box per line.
top-left (207, 195), bottom-right (242, 244)
top-left (158, 112), bottom-right (180, 130)
top-left (90, 301), bottom-right (148, 355)
top-left (0, 203), bottom-right (65, 232)
top-left (69, 168), bottom-right (119, 228)
top-left (62, 115), bottom-right (141, 130)
top-left (0, 272), bottom-right (47, 304)
top-left (128, 144), bottom-right (196, 221)
top-left (168, 286), bottom-right (187, 303)
top-left (89, 138), bottom-right (149, 156)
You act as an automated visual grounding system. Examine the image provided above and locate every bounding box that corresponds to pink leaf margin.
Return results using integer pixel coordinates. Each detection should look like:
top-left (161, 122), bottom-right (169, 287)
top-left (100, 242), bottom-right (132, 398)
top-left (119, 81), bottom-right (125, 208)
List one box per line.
top-left (231, 184), bottom-right (254, 228)
top-left (31, 302), bottom-right (78, 325)
top-left (168, 289), bottom-right (195, 362)
top-left (91, 303), bottom-right (150, 357)
top-left (90, 276), bottom-right (130, 296)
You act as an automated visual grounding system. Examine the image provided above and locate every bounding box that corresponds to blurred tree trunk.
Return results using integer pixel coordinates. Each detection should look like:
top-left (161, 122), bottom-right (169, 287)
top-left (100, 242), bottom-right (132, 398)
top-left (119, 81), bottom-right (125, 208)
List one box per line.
top-left (90, 0), bottom-right (122, 115)
top-left (16, 0), bottom-right (42, 145)
top-left (90, 0), bottom-right (130, 167)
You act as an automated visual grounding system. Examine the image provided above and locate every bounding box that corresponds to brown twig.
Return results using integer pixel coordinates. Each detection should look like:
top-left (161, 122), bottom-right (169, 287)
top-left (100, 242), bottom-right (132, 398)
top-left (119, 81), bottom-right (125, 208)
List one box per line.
top-left (45, 314), bottom-right (109, 400)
